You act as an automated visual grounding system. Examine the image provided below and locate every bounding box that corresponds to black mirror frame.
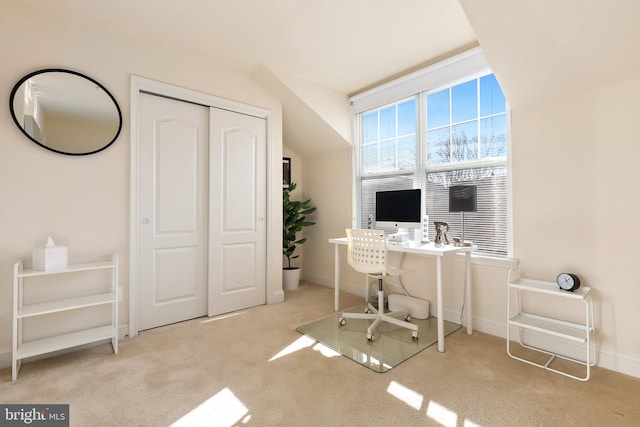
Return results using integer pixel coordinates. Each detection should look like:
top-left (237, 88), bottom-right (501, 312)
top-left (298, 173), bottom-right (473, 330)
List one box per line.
top-left (9, 68), bottom-right (123, 156)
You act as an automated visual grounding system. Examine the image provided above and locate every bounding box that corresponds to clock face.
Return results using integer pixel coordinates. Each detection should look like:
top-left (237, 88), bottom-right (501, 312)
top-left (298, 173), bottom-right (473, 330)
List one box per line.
top-left (557, 273), bottom-right (580, 291)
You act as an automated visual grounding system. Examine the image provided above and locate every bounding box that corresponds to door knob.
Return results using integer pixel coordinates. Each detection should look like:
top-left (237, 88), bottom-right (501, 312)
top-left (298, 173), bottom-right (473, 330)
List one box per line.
top-left (142, 218), bottom-right (150, 224)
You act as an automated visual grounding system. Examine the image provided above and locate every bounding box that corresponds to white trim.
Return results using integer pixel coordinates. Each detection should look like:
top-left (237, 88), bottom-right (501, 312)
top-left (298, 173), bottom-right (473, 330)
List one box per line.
top-left (351, 110), bottom-right (360, 228)
top-left (506, 107), bottom-right (514, 257)
top-left (131, 76), bottom-right (271, 118)
top-left (129, 77), bottom-right (141, 338)
top-left (450, 252), bottom-right (518, 269)
top-left (350, 47), bottom-right (489, 114)
top-left (129, 75), bottom-right (273, 338)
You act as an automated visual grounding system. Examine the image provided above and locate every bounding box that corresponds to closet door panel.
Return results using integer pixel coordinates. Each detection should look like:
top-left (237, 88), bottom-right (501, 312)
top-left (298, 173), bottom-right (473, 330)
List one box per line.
top-left (209, 108), bottom-right (267, 316)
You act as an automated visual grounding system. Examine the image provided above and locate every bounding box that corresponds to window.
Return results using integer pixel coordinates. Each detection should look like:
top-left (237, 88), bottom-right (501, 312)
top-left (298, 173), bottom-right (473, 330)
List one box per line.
top-left (353, 53), bottom-right (509, 256)
top-left (424, 74), bottom-right (508, 255)
top-left (359, 98), bottom-right (420, 228)
top-left (362, 98), bottom-right (417, 174)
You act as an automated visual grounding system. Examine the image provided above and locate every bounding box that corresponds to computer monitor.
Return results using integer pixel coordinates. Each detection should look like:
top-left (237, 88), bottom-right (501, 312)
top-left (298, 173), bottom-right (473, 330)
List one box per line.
top-left (375, 189), bottom-right (422, 231)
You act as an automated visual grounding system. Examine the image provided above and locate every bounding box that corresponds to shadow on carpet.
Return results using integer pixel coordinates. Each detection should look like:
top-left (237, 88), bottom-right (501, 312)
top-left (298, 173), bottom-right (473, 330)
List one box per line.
top-left (296, 306), bottom-right (460, 372)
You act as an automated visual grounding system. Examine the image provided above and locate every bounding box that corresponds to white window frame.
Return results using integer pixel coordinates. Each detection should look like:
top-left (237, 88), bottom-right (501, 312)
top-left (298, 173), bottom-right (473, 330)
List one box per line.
top-left (350, 48), bottom-right (513, 260)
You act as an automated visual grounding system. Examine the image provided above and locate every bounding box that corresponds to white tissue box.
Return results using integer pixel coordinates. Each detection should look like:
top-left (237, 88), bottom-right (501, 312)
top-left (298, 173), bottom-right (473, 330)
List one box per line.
top-left (33, 245), bottom-right (68, 271)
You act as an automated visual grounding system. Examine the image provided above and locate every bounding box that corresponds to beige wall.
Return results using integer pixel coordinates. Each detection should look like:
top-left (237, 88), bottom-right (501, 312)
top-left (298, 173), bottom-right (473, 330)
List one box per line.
top-left (301, 147), bottom-right (353, 284)
top-left (0, 5), bottom-right (283, 362)
top-left (301, 80), bottom-right (640, 378)
top-left (512, 77), bottom-right (640, 360)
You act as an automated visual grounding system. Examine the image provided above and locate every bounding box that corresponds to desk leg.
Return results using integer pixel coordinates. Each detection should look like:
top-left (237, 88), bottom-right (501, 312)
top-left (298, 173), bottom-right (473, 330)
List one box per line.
top-left (436, 256), bottom-right (444, 353)
top-left (466, 251), bottom-right (473, 335)
top-left (334, 243), bottom-right (340, 311)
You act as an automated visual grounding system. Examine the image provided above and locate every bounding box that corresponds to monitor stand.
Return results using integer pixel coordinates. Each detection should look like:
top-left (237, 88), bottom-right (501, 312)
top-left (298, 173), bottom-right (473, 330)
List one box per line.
top-left (388, 228), bottom-right (410, 243)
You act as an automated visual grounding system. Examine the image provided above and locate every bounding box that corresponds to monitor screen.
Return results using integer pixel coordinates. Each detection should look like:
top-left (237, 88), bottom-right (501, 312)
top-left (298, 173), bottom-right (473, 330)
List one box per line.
top-left (375, 189), bottom-right (422, 230)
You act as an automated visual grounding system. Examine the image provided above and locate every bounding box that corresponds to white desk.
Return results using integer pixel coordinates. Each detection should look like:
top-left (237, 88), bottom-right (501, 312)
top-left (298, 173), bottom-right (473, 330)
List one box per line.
top-left (329, 237), bottom-right (474, 352)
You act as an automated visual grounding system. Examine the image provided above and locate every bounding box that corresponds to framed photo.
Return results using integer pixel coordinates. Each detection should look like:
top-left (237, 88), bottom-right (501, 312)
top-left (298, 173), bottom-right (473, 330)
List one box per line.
top-left (283, 157), bottom-right (291, 188)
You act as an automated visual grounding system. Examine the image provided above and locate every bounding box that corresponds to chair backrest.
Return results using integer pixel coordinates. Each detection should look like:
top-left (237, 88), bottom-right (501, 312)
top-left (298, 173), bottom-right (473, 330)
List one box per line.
top-left (346, 228), bottom-right (387, 275)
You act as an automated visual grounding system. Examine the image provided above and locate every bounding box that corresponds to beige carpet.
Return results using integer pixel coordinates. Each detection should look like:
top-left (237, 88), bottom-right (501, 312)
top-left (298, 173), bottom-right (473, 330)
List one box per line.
top-left (1, 282), bottom-right (639, 426)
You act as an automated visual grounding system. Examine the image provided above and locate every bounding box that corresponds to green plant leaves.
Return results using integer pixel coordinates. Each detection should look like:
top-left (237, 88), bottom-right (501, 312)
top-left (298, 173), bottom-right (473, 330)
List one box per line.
top-left (283, 182), bottom-right (316, 269)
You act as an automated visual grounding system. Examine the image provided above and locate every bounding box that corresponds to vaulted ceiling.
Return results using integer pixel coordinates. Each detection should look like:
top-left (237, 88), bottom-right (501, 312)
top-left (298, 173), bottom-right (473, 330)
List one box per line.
top-left (17, 0), bottom-right (640, 156)
top-left (460, 0), bottom-right (640, 109)
top-left (35, 0), bottom-right (476, 95)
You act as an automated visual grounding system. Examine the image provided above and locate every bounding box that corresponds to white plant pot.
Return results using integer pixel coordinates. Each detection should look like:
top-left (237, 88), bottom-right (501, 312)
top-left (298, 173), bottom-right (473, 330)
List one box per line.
top-left (283, 268), bottom-right (301, 290)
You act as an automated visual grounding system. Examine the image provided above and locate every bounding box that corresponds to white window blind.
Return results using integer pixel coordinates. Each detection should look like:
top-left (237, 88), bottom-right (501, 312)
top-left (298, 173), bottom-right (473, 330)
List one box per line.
top-left (426, 166), bottom-right (508, 255)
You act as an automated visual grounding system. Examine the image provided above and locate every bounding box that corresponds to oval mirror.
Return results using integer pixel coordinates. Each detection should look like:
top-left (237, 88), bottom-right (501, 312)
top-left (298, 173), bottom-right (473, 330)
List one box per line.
top-left (9, 69), bottom-right (122, 155)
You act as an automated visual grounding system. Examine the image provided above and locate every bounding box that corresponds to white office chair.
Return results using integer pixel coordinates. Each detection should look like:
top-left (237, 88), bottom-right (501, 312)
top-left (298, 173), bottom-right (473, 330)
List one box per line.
top-left (338, 229), bottom-right (419, 341)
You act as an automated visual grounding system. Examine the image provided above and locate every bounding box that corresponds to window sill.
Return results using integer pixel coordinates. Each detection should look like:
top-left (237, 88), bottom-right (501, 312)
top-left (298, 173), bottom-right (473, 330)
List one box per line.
top-left (449, 251), bottom-right (518, 269)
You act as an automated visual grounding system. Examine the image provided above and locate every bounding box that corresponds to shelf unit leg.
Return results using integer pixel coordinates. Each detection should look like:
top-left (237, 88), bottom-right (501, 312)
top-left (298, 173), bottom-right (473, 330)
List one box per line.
top-left (112, 254), bottom-right (119, 354)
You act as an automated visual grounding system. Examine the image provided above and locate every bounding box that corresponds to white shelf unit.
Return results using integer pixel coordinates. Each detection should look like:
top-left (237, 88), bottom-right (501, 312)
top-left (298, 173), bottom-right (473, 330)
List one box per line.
top-left (12, 255), bottom-right (118, 381)
top-left (507, 271), bottom-right (595, 381)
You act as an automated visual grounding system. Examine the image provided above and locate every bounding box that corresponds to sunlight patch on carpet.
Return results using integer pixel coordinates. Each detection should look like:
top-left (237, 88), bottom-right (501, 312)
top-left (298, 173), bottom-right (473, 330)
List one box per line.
top-left (269, 335), bottom-right (316, 361)
top-left (296, 306), bottom-right (460, 372)
top-left (387, 381), bottom-right (424, 410)
top-left (170, 387), bottom-right (250, 426)
top-left (427, 400), bottom-right (458, 427)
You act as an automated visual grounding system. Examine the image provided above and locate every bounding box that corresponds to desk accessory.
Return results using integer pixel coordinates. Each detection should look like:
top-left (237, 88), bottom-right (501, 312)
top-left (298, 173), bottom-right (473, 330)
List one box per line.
top-left (557, 273), bottom-right (581, 291)
top-left (449, 185), bottom-right (477, 243)
top-left (434, 221), bottom-right (449, 247)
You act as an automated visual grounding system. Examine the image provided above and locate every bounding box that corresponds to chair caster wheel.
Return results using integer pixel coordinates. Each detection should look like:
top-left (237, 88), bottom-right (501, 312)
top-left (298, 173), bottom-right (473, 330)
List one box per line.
top-left (412, 332), bottom-right (419, 341)
top-left (338, 318), bottom-right (346, 326)
top-left (364, 308), bottom-right (371, 314)
top-left (405, 315), bottom-right (412, 322)
top-left (367, 333), bottom-right (375, 341)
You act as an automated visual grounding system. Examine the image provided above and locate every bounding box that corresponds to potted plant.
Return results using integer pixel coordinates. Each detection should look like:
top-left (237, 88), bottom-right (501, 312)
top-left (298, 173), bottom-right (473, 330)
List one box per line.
top-left (283, 182), bottom-right (316, 290)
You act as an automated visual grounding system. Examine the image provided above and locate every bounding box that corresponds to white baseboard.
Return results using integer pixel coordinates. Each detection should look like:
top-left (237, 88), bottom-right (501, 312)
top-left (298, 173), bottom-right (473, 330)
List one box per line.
top-left (0, 347), bottom-right (10, 371)
top-left (304, 272), bottom-right (338, 289)
top-left (303, 273), bottom-right (640, 379)
top-left (304, 272), bottom-right (366, 299)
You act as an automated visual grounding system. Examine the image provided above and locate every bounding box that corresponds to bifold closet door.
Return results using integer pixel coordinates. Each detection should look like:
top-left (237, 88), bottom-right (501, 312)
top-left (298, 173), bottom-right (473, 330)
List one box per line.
top-left (208, 108), bottom-right (267, 316)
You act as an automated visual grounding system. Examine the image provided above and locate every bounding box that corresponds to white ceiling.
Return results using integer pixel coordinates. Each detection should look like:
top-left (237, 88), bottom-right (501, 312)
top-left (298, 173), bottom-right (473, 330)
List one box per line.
top-left (29, 0), bottom-right (478, 95)
top-left (14, 0), bottom-right (640, 104)
top-left (14, 0), bottom-right (640, 156)
top-left (460, 0), bottom-right (640, 109)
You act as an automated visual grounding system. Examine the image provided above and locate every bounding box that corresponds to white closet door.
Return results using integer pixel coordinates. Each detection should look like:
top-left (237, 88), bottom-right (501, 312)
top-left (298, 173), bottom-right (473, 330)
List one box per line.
top-left (138, 93), bottom-right (209, 330)
top-left (209, 108), bottom-right (267, 316)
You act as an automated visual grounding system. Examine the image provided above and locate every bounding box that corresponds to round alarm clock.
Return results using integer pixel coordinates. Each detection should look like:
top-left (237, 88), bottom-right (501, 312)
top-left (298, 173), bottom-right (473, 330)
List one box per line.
top-left (557, 273), bottom-right (581, 292)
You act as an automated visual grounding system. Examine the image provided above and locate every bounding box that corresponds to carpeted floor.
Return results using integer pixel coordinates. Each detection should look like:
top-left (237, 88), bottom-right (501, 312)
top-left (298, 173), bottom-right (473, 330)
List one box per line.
top-left (1, 281), bottom-right (639, 426)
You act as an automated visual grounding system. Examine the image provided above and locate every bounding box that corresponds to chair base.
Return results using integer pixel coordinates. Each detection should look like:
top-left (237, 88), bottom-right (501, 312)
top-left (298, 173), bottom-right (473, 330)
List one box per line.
top-left (339, 290), bottom-right (419, 341)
